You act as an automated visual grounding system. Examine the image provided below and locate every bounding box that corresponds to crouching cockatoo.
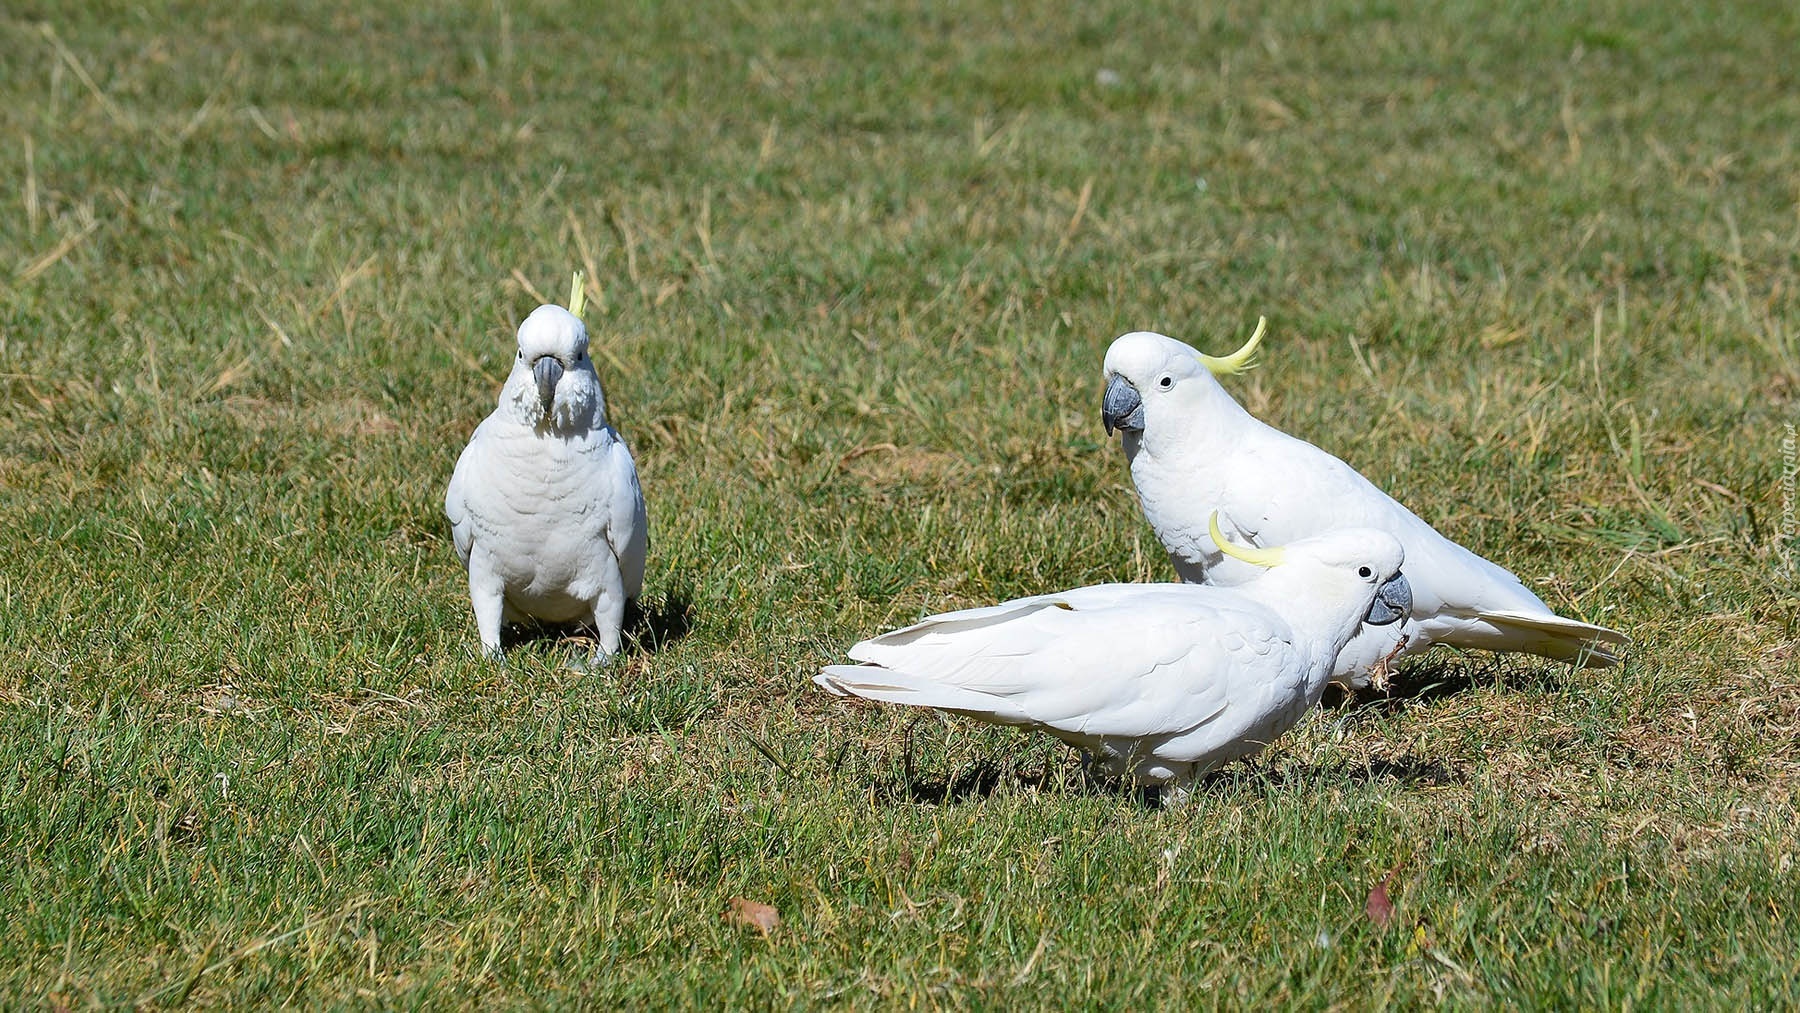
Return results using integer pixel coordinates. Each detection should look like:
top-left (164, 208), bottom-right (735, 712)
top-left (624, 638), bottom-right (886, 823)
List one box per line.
top-left (817, 517), bottom-right (1412, 805)
top-left (445, 273), bottom-right (647, 665)
top-left (1100, 320), bottom-right (1627, 688)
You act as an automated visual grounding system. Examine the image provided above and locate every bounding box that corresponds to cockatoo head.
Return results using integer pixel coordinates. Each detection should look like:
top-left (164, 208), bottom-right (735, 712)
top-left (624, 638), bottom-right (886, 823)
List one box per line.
top-left (505, 304), bottom-right (604, 429)
top-left (1209, 512), bottom-right (1413, 629)
top-left (1100, 320), bottom-right (1265, 454)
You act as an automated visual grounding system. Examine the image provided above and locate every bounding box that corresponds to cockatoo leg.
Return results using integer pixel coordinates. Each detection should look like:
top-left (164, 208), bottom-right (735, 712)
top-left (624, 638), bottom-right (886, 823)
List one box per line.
top-left (583, 577), bottom-right (629, 669)
top-left (1366, 634), bottom-right (1412, 692)
top-left (1136, 761), bottom-right (1199, 809)
top-left (467, 566), bottom-right (507, 661)
top-left (1157, 773), bottom-right (1199, 810)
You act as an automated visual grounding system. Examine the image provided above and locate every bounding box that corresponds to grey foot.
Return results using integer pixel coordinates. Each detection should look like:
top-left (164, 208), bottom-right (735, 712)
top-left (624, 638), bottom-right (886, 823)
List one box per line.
top-left (569, 646), bottom-right (619, 673)
top-left (1156, 781), bottom-right (1197, 810)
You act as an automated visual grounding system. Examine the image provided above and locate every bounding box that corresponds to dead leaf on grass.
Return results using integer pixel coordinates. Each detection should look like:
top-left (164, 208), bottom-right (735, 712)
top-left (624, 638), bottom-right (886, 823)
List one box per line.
top-left (1366, 872), bottom-right (1395, 930)
top-left (726, 896), bottom-right (780, 935)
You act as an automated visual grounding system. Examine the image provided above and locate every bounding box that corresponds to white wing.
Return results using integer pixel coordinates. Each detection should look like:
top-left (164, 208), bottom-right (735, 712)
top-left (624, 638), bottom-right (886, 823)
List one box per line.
top-left (443, 415), bottom-right (501, 569)
top-left (820, 585), bottom-right (1304, 745)
top-left (600, 428), bottom-right (648, 600)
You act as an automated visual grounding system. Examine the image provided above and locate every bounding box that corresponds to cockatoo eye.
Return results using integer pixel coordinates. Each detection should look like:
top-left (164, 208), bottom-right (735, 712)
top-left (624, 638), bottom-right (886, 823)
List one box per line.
top-left (1157, 375), bottom-right (1173, 389)
top-left (1358, 566), bottom-right (1373, 579)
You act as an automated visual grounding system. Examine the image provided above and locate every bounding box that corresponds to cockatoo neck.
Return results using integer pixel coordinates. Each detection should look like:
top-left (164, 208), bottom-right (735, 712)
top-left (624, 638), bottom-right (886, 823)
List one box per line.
top-left (1242, 564), bottom-right (1373, 674)
top-left (1144, 375), bottom-right (1256, 464)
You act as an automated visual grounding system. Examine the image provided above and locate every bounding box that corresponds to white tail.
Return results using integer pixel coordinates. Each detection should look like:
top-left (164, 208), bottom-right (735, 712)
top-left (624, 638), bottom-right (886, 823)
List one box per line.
top-left (815, 665), bottom-right (1033, 724)
top-left (1457, 609), bottom-right (1629, 668)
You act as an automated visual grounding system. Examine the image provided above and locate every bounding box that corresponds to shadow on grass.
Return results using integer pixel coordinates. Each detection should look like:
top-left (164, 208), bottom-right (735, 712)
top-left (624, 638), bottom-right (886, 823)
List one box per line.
top-left (885, 759), bottom-right (1015, 805)
top-left (872, 750), bottom-right (1462, 808)
top-left (626, 590), bottom-right (695, 654)
top-left (496, 588), bottom-right (695, 657)
top-left (859, 717), bottom-right (1101, 805)
top-left (877, 756), bottom-right (1134, 806)
top-left (1319, 650), bottom-right (1572, 715)
top-left (1215, 753), bottom-right (1463, 793)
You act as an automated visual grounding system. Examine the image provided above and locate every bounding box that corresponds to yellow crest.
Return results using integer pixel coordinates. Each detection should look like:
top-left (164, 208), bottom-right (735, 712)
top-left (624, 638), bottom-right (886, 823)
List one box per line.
top-left (1209, 511), bottom-right (1285, 567)
top-left (568, 271), bottom-right (587, 319)
top-left (1198, 316), bottom-right (1267, 376)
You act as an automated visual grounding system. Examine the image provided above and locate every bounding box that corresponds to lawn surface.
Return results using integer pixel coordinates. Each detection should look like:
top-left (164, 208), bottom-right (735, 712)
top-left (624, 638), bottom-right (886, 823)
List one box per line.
top-left (3, 0), bottom-right (1798, 1006)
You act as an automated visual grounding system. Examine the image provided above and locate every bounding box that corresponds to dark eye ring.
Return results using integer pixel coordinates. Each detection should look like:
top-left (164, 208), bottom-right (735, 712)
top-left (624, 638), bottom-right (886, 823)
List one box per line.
top-left (1358, 566), bottom-right (1373, 579)
top-left (1158, 376), bottom-right (1173, 389)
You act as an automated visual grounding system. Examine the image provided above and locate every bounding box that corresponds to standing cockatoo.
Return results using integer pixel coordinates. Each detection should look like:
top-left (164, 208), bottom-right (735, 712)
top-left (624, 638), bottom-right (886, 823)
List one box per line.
top-left (1100, 320), bottom-right (1627, 688)
top-left (445, 273), bottom-right (647, 665)
top-left (818, 519), bottom-right (1412, 805)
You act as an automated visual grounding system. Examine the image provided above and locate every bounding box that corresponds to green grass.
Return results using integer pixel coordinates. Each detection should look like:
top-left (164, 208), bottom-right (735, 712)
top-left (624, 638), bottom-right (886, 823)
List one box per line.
top-left (3, 0), bottom-right (1798, 1006)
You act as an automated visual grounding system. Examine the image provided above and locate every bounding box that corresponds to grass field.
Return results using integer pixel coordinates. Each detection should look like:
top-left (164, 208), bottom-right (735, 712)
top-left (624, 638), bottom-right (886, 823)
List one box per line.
top-left (3, 0), bottom-right (1798, 1006)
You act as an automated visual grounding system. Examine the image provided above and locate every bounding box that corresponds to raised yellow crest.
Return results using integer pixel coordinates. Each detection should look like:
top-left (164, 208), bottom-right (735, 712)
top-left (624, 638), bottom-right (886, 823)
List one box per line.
top-left (568, 270), bottom-right (587, 319)
top-left (1198, 316), bottom-right (1267, 376)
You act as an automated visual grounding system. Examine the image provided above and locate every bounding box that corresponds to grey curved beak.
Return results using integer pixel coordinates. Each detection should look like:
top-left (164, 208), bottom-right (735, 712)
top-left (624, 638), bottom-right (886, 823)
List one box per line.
top-left (1102, 375), bottom-right (1145, 436)
top-left (1364, 571), bottom-right (1412, 626)
top-left (533, 355), bottom-right (565, 414)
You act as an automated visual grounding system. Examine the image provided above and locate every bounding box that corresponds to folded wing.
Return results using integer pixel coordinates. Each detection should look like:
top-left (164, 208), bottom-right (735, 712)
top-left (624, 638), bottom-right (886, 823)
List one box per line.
top-left (817, 587), bottom-right (1298, 742)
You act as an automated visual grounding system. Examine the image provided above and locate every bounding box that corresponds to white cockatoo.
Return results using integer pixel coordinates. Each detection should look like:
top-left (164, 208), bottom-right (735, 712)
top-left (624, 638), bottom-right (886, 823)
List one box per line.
top-left (445, 273), bottom-right (647, 665)
top-left (1100, 321), bottom-right (1627, 688)
top-left (817, 518), bottom-right (1412, 804)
